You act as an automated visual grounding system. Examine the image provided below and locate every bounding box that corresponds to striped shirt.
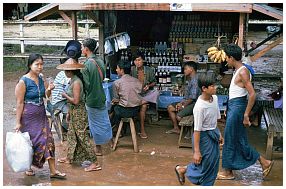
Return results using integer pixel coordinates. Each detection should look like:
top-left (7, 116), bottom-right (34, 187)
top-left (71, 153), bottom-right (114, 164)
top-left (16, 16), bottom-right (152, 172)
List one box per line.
top-left (51, 71), bottom-right (70, 105)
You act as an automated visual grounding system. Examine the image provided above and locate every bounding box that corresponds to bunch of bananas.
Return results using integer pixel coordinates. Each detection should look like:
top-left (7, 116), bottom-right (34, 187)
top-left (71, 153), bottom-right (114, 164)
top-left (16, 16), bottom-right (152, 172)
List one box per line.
top-left (207, 46), bottom-right (226, 63)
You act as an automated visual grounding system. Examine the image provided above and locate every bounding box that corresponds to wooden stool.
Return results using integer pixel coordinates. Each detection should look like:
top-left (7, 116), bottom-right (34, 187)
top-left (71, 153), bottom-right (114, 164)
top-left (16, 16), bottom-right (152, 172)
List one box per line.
top-left (112, 118), bottom-right (139, 152)
top-left (178, 115), bottom-right (194, 148)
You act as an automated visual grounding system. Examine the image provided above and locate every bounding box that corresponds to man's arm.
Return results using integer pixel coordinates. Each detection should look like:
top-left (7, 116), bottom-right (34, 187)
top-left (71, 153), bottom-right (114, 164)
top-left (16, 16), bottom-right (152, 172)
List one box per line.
top-left (240, 68), bottom-right (256, 126)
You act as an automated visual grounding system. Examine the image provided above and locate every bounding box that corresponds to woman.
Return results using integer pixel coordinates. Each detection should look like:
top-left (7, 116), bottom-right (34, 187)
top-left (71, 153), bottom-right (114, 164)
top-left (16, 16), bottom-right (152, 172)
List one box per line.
top-left (15, 53), bottom-right (66, 179)
top-left (56, 58), bottom-right (101, 172)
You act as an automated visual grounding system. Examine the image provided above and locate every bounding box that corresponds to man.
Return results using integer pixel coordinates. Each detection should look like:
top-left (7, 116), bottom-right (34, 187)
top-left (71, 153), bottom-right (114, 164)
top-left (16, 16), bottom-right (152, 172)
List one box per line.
top-left (131, 52), bottom-right (159, 139)
top-left (111, 60), bottom-right (143, 127)
top-left (81, 38), bottom-right (113, 156)
top-left (166, 61), bottom-right (200, 134)
top-left (217, 44), bottom-right (274, 180)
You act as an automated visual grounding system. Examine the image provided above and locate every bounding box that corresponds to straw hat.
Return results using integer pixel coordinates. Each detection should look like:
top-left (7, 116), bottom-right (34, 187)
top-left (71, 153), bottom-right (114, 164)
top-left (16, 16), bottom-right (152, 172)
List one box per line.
top-left (56, 58), bottom-right (85, 70)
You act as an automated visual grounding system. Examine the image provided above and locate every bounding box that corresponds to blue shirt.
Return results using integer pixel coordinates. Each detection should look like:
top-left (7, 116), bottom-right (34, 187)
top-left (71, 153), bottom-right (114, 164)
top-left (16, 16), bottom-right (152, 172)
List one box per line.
top-left (20, 76), bottom-right (45, 106)
top-left (184, 74), bottom-right (200, 100)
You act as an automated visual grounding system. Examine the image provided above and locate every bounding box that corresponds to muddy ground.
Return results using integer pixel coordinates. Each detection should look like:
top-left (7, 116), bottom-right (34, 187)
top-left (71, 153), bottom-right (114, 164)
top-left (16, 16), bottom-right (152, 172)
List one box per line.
top-left (2, 67), bottom-right (283, 187)
top-left (2, 24), bottom-right (283, 186)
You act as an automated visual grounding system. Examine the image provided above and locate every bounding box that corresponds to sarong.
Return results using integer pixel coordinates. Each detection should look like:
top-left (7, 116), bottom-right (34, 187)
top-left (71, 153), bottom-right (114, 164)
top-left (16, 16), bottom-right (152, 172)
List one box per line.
top-left (67, 102), bottom-right (97, 163)
top-left (86, 105), bottom-right (112, 145)
top-left (186, 128), bottom-right (220, 186)
top-left (222, 96), bottom-right (260, 170)
top-left (20, 103), bottom-right (55, 168)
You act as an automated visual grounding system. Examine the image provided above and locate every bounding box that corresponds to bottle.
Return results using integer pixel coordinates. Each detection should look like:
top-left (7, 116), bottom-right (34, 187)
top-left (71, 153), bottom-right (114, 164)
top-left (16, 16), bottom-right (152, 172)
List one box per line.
top-left (167, 70), bottom-right (171, 84)
top-left (162, 70), bottom-right (167, 84)
top-left (158, 70), bottom-right (163, 84)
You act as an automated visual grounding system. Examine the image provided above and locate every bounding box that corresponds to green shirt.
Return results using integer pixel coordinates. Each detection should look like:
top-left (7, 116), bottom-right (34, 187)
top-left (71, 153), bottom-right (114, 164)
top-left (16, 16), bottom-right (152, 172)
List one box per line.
top-left (131, 66), bottom-right (156, 87)
top-left (81, 54), bottom-right (106, 108)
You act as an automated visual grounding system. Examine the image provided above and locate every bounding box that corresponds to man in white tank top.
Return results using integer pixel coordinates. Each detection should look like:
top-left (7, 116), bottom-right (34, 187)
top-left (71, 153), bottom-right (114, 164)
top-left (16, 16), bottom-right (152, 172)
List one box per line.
top-left (217, 44), bottom-right (274, 180)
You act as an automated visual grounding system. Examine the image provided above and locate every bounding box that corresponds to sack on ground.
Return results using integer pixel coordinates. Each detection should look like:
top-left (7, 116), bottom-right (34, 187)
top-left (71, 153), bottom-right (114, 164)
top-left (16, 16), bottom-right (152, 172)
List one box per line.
top-left (5, 131), bottom-right (33, 172)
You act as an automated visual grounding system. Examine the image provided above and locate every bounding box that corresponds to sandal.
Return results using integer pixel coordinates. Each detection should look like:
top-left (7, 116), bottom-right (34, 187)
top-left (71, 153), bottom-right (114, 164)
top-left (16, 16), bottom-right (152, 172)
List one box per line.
top-left (50, 170), bottom-right (66, 179)
top-left (57, 157), bottom-right (71, 164)
top-left (84, 164), bottom-right (102, 172)
top-left (25, 169), bottom-right (35, 176)
top-left (263, 160), bottom-right (275, 179)
top-left (139, 133), bottom-right (148, 139)
top-left (166, 129), bottom-right (180, 134)
top-left (216, 173), bottom-right (235, 180)
top-left (175, 165), bottom-right (185, 185)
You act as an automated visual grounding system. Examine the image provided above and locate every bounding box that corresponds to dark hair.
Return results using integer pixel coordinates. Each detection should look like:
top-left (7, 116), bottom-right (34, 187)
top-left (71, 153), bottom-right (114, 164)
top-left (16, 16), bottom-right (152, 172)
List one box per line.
top-left (60, 57), bottom-right (69, 64)
top-left (132, 52), bottom-right (145, 61)
top-left (183, 61), bottom-right (198, 72)
top-left (198, 73), bottom-right (216, 89)
top-left (71, 70), bottom-right (86, 96)
top-left (117, 60), bottom-right (131, 74)
top-left (82, 38), bottom-right (98, 53)
top-left (26, 53), bottom-right (43, 74)
top-left (224, 43), bottom-right (242, 61)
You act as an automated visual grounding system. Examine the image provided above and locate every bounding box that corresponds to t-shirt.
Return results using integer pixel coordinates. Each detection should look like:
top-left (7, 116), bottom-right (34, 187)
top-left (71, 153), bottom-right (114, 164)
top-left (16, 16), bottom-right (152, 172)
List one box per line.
top-left (193, 95), bottom-right (221, 131)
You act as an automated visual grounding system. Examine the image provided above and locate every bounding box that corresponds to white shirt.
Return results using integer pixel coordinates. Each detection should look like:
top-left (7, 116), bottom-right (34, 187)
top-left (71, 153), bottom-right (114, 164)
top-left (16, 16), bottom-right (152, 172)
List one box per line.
top-left (193, 95), bottom-right (221, 131)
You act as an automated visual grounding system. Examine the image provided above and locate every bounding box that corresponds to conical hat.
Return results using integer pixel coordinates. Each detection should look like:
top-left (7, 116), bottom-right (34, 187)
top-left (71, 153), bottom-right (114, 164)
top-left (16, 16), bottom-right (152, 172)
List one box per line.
top-left (56, 58), bottom-right (85, 70)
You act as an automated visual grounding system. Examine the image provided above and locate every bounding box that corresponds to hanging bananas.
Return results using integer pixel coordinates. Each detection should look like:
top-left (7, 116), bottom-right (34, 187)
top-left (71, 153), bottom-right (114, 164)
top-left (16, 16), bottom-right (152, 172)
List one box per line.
top-left (207, 46), bottom-right (226, 63)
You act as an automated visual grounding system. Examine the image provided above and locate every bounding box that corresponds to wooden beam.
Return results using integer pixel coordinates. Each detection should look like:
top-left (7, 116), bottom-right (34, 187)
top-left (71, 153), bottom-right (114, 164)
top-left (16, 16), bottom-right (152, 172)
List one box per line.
top-left (59, 3), bottom-right (170, 11)
top-left (250, 36), bottom-right (283, 62)
top-left (58, 11), bottom-right (72, 26)
top-left (238, 13), bottom-right (245, 48)
top-left (253, 4), bottom-right (283, 21)
top-left (24, 3), bottom-right (59, 21)
top-left (185, 3), bottom-right (252, 13)
top-left (86, 11), bottom-right (102, 27)
top-left (71, 11), bottom-right (78, 40)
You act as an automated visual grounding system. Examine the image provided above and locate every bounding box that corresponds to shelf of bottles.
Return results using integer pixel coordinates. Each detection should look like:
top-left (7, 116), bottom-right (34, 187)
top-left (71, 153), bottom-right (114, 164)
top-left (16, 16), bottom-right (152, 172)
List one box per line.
top-left (137, 41), bottom-right (184, 85)
top-left (169, 14), bottom-right (232, 42)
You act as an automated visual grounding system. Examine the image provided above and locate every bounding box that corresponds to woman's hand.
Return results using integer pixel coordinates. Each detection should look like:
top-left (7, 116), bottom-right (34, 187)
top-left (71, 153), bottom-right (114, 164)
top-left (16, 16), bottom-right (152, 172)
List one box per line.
top-left (14, 123), bottom-right (22, 132)
top-left (62, 92), bottom-right (68, 98)
top-left (193, 151), bottom-right (202, 165)
top-left (219, 135), bottom-right (224, 147)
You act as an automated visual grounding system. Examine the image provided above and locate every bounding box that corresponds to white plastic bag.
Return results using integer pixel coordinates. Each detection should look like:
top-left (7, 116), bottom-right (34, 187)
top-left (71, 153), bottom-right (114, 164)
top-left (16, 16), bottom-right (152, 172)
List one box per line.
top-left (5, 131), bottom-right (33, 172)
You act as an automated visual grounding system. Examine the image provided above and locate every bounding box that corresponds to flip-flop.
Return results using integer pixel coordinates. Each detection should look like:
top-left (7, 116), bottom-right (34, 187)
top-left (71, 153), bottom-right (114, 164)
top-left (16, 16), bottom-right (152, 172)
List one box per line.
top-left (139, 133), bottom-right (148, 139)
top-left (57, 158), bottom-right (71, 164)
top-left (25, 169), bottom-right (35, 176)
top-left (174, 165), bottom-right (185, 185)
top-left (216, 173), bottom-right (235, 180)
top-left (166, 129), bottom-right (180, 134)
top-left (84, 164), bottom-right (102, 172)
top-left (263, 160), bottom-right (275, 179)
top-left (50, 171), bottom-right (66, 179)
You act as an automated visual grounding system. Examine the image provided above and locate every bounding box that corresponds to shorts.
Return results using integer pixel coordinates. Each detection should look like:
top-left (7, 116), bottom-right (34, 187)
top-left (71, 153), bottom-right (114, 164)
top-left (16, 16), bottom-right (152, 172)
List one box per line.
top-left (170, 101), bottom-right (195, 118)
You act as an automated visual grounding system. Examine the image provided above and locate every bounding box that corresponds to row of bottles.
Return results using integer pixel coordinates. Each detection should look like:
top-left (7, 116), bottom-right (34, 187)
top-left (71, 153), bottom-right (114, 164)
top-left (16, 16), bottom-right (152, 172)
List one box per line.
top-left (169, 14), bottom-right (233, 41)
top-left (120, 49), bottom-right (132, 61)
top-left (155, 69), bottom-right (172, 84)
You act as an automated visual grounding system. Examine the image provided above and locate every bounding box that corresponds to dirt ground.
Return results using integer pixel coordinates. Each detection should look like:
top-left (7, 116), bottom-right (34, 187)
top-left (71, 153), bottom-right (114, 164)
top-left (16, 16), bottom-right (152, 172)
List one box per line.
top-left (2, 24), bottom-right (283, 186)
top-left (2, 67), bottom-right (283, 186)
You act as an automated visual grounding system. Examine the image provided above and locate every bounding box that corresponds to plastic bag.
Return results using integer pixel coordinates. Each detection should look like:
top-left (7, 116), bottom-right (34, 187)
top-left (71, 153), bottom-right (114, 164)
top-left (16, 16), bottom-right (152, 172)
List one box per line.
top-left (5, 131), bottom-right (33, 172)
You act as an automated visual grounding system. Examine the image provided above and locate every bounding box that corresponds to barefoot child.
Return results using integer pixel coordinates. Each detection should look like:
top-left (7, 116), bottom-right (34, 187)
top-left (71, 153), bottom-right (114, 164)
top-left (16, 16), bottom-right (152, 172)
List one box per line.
top-left (175, 73), bottom-right (223, 186)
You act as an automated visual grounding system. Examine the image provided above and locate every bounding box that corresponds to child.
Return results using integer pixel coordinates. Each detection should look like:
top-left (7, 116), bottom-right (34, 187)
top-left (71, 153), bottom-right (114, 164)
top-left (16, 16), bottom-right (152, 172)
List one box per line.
top-left (174, 73), bottom-right (223, 186)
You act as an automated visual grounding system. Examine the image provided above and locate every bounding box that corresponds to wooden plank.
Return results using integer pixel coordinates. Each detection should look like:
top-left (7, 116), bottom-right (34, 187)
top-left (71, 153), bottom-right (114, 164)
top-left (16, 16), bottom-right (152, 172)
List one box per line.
top-left (59, 3), bottom-right (170, 11)
top-left (4, 19), bottom-right (96, 24)
top-left (186, 3), bottom-right (252, 13)
top-left (59, 3), bottom-right (252, 12)
top-left (238, 13), bottom-right (245, 48)
top-left (71, 11), bottom-right (78, 40)
top-left (250, 36), bottom-right (283, 62)
top-left (58, 11), bottom-right (72, 26)
top-left (253, 4), bottom-right (283, 21)
top-left (24, 3), bottom-right (59, 21)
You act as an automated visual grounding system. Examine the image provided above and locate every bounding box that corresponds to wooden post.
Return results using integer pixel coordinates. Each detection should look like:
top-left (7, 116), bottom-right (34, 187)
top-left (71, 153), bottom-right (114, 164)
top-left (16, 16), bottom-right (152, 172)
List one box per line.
top-left (98, 11), bottom-right (104, 58)
top-left (71, 11), bottom-right (78, 40)
top-left (85, 23), bottom-right (90, 38)
top-left (238, 13), bottom-right (245, 49)
top-left (19, 23), bottom-right (25, 53)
